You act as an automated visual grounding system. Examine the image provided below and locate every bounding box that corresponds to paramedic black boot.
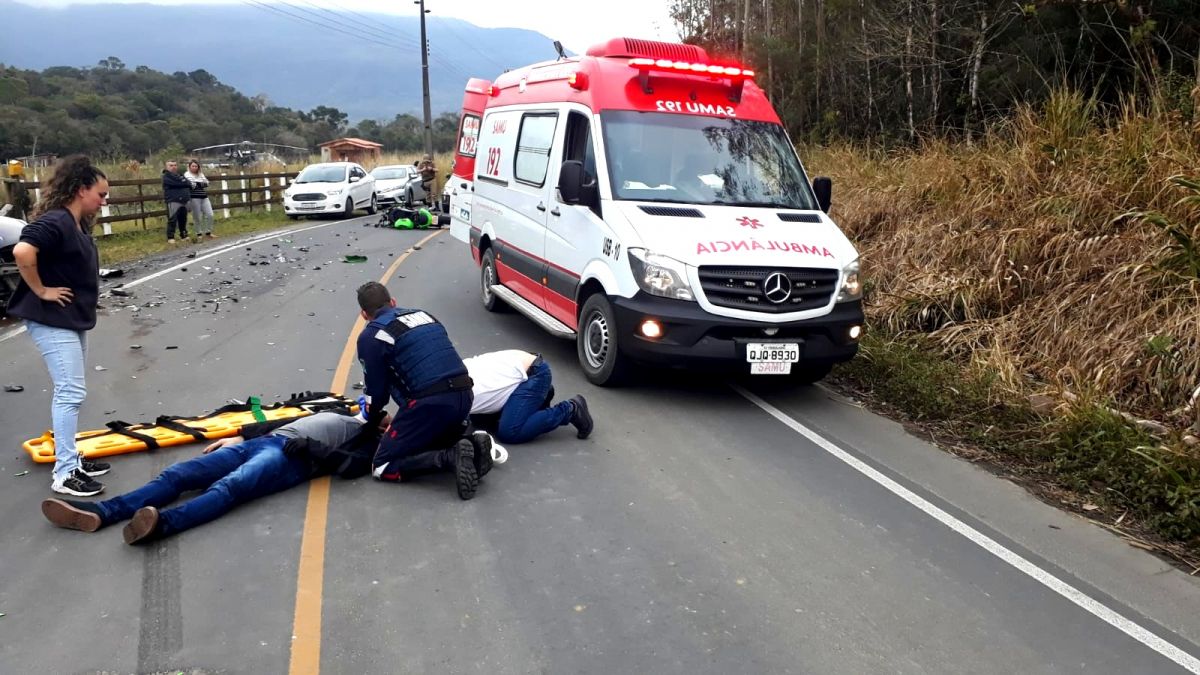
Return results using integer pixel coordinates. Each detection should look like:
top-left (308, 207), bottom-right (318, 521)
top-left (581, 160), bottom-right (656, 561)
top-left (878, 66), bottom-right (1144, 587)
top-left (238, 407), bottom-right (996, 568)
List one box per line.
top-left (470, 430), bottom-right (494, 478)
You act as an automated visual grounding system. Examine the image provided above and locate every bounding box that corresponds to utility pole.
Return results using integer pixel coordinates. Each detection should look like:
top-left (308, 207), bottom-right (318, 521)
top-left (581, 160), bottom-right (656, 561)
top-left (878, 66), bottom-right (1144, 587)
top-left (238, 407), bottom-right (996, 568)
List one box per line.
top-left (415, 0), bottom-right (434, 158)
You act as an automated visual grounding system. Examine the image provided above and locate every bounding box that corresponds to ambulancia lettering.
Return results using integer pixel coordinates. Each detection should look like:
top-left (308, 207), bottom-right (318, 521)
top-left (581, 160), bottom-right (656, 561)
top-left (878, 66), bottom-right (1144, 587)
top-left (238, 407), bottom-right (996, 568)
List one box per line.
top-left (695, 240), bottom-right (835, 258)
top-left (655, 100), bottom-right (737, 117)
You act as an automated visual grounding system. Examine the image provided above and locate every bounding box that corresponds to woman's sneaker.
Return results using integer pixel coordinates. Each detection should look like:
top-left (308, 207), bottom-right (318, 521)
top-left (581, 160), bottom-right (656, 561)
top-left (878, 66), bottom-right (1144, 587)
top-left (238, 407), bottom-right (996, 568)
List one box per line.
top-left (51, 469), bottom-right (105, 497)
top-left (80, 457), bottom-right (111, 477)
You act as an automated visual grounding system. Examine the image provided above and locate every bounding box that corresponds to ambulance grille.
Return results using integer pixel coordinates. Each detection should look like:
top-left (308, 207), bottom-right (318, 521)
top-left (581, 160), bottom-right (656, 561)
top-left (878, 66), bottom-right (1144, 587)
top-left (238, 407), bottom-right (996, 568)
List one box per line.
top-left (777, 213), bottom-right (822, 223)
top-left (638, 205), bottom-right (704, 218)
top-left (697, 266), bottom-right (838, 313)
top-left (622, 38), bottom-right (705, 63)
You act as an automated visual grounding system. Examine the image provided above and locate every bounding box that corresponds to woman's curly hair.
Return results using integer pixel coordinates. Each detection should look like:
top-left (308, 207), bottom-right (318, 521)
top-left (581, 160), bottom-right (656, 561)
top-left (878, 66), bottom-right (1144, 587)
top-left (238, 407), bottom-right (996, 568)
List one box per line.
top-left (33, 155), bottom-right (107, 232)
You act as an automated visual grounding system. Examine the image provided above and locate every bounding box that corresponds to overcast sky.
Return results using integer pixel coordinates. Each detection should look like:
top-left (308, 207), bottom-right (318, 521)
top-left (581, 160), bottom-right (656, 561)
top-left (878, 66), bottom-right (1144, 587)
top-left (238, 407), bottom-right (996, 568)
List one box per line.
top-left (19, 0), bottom-right (681, 53)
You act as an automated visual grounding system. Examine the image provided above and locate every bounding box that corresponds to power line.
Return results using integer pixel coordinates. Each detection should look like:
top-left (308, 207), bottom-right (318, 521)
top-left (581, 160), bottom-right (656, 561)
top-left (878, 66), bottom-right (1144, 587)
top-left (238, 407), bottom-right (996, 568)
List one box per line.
top-left (288, 0), bottom-right (421, 48)
top-left (240, 0), bottom-right (401, 52)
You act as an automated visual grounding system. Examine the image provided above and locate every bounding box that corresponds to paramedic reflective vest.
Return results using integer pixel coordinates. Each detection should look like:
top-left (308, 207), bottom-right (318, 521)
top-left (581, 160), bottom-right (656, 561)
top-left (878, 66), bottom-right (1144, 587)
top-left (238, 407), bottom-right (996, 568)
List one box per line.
top-left (362, 306), bottom-right (469, 403)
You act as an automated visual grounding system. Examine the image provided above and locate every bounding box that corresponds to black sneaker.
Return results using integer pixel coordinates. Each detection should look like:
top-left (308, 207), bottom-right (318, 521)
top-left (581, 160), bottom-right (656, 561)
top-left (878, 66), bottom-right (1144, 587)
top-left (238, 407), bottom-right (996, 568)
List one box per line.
top-left (51, 469), bottom-right (105, 497)
top-left (123, 506), bottom-right (162, 545)
top-left (42, 498), bottom-right (105, 532)
top-left (569, 395), bottom-right (593, 439)
top-left (470, 430), bottom-right (494, 479)
top-left (80, 457), bottom-right (111, 477)
top-left (454, 439), bottom-right (478, 501)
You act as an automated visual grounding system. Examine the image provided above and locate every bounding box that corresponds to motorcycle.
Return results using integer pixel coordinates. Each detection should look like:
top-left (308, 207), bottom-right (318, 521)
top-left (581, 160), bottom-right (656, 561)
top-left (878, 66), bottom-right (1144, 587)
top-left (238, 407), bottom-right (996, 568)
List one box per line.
top-left (0, 215), bottom-right (28, 313)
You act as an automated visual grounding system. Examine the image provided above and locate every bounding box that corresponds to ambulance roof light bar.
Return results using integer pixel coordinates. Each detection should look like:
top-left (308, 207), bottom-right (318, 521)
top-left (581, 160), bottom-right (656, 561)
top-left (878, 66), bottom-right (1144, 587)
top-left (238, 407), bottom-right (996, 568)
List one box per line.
top-left (628, 58), bottom-right (755, 101)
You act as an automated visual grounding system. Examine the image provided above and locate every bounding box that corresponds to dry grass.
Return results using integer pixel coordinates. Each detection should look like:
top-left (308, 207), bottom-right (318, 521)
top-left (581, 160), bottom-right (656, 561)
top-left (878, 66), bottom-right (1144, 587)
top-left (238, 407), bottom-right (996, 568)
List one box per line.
top-left (813, 90), bottom-right (1200, 427)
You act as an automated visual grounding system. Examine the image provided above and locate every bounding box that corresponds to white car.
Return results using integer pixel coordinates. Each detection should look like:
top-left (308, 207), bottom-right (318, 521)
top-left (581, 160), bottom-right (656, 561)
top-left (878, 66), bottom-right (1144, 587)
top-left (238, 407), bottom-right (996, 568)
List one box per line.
top-left (371, 165), bottom-right (419, 207)
top-left (284, 162), bottom-right (377, 219)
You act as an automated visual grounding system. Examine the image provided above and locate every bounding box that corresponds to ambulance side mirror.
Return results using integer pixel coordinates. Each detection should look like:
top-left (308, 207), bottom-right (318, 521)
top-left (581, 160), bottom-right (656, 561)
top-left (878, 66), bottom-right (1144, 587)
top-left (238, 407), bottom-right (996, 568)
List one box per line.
top-left (558, 160), bottom-right (593, 207)
top-left (813, 176), bottom-right (832, 213)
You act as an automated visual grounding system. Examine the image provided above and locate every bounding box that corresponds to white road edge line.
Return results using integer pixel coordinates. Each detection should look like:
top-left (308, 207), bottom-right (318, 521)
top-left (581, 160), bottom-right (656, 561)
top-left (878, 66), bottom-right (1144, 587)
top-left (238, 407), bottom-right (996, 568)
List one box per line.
top-left (0, 216), bottom-right (364, 344)
top-left (732, 384), bottom-right (1200, 674)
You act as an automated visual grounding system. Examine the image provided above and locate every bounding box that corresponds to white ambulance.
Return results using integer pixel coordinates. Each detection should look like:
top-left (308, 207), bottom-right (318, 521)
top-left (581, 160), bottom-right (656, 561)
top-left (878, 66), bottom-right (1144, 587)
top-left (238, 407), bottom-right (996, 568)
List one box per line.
top-left (450, 37), bottom-right (864, 386)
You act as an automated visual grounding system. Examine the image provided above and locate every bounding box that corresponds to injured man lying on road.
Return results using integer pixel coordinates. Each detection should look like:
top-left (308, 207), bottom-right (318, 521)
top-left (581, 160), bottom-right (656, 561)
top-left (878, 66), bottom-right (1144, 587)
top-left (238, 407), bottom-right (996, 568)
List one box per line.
top-left (41, 410), bottom-right (380, 545)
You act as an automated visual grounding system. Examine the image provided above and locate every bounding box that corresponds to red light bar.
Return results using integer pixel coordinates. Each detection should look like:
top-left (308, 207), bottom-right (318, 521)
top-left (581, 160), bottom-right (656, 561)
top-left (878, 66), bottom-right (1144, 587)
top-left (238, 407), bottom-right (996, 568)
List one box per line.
top-left (629, 58), bottom-right (754, 78)
top-left (568, 71), bottom-right (589, 90)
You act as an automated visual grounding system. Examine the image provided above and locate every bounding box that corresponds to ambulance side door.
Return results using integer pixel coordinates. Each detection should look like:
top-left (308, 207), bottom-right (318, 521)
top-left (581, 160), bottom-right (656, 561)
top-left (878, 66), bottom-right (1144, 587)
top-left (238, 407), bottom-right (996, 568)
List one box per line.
top-left (495, 110), bottom-right (559, 310)
top-left (544, 108), bottom-right (606, 329)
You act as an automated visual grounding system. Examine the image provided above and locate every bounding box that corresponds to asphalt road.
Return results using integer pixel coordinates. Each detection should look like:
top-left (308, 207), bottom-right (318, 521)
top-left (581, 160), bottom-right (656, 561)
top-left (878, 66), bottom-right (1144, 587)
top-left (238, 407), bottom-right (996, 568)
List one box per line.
top-left (1, 214), bottom-right (1199, 674)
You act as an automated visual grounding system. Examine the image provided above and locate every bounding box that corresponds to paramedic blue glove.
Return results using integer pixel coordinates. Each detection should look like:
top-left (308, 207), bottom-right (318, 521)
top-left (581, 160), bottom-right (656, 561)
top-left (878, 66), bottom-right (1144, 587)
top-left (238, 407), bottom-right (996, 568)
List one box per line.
top-left (357, 396), bottom-right (368, 421)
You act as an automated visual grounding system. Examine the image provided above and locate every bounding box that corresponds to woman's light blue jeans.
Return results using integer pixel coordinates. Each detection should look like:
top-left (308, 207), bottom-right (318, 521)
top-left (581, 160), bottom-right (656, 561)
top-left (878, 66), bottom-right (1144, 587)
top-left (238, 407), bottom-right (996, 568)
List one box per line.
top-left (25, 320), bottom-right (88, 482)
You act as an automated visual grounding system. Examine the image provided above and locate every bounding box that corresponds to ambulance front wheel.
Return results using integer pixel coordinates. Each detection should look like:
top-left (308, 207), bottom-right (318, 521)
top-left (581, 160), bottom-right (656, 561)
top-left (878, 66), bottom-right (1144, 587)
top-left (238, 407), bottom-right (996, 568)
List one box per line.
top-left (578, 294), bottom-right (631, 387)
top-left (479, 249), bottom-right (506, 313)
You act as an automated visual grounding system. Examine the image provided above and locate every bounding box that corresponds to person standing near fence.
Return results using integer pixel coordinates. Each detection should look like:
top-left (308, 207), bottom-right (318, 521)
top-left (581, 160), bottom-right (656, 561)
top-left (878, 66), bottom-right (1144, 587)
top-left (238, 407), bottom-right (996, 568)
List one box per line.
top-left (161, 160), bottom-right (191, 244)
top-left (6, 155), bottom-right (114, 496)
top-left (185, 160), bottom-right (215, 239)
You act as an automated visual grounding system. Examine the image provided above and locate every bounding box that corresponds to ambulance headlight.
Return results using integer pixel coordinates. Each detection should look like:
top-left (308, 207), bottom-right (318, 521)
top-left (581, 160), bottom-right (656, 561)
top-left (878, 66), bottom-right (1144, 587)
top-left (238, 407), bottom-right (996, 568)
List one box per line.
top-left (627, 248), bottom-right (695, 302)
top-left (836, 259), bottom-right (862, 302)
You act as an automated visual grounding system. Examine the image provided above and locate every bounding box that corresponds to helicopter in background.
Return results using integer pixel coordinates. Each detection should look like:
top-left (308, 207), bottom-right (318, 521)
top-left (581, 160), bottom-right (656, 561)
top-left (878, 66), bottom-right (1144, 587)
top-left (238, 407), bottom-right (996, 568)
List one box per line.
top-left (189, 141), bottom-right (309, 169)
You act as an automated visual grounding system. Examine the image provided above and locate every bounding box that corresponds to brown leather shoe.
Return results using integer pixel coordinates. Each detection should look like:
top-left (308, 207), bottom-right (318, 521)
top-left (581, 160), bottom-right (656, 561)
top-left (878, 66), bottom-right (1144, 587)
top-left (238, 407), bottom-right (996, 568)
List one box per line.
top-left (42, 498), bottom-right (103, 532)
top-left (123, 506), bottom-right (161, 545)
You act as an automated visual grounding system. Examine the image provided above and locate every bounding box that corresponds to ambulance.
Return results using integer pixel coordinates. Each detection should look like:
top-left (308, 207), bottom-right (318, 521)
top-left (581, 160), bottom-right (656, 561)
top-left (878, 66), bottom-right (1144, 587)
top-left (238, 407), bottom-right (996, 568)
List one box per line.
top-left (449, 37), bottom-right (864, 386)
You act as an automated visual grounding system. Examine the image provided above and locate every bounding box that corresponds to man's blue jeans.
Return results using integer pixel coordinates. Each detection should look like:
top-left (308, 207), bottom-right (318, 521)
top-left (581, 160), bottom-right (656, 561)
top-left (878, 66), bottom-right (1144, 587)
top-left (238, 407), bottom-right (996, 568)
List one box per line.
top-left (25, 320), bottom-right (88, 482)
top-left (495, 360), bottom-right (573, 444)
top-left (93, 436), bottom-right (310, 536)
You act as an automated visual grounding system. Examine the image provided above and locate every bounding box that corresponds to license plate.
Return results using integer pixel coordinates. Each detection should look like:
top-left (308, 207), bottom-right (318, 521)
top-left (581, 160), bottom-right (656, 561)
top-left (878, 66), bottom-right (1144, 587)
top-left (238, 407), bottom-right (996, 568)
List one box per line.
top-left (746, 343), bottom-right (800, 363)
top-left (746, 342), bottom-right (799, 376)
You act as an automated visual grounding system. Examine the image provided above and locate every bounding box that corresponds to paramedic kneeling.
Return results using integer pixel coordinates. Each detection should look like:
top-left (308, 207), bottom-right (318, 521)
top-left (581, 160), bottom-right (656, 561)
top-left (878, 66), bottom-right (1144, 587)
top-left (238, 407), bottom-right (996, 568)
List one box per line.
top-left (466, 350), bottom-right (594, 444)
top-left (355, 281), bottom-right (488, 500)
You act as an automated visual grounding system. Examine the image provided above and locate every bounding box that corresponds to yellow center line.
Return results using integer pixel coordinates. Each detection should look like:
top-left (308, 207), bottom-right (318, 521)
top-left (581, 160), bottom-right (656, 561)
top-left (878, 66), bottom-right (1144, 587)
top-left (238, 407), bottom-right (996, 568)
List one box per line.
top-left (289, 229), bottom-right (446, 675)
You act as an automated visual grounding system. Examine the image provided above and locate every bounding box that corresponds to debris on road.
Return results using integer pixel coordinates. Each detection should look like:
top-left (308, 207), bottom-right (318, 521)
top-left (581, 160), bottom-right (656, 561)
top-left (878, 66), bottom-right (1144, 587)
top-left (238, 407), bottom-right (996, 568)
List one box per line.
top-left (111, 288), bottom-right (132, 297)
top-left (342, 255), bottom-right (368, 263)
top-left (94, 365), bottom-right (107, 371)
top-left (13, 470), bottom-right (29, 477)
top-left (166, 345), bottom-right (179, 350)
top-left (352, 382), bottom-right (364, 390)
top-left (130, 345), bottom-right (142, 350)
top-left (98, 268), bottom-right (124, 278)
top-left (4, 385), bottom-right (24, 392)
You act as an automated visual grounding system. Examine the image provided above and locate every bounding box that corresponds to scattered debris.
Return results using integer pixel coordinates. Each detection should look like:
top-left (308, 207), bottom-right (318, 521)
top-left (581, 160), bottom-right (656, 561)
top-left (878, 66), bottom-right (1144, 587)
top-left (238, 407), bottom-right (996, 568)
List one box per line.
top-left (187, 252), bottom-right (197, 259)
top-left (98, 268), bottom-right (124, 278)
top-left (4, 385), bottom-right (24, 393)
top-left (342, 255), bottom-right (368, 263)
top-left (94, 365), bottom-right (107, 371)
top-left (130, 345), bottom-right (142, 350)
top-left (413, 245), bottom-right (422, 251)
top-left (111, 289), bottom-right (132, 297)
top-left (166, 346), bottom-right (179, 350)
top-left (13, 470), bottom-right (28, 477)
top-left (181, 267), bottom-right (188, 272)
top-left (352, 382), bottom-right (364, 390)
top-left (307, 312), bottom-right (315, 317)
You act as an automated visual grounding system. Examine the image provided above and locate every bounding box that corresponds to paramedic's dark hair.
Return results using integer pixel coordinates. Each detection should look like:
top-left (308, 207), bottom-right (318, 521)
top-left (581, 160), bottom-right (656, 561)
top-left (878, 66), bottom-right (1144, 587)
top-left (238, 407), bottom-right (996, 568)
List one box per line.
top-left (357, 281), bottom-right (391, 315)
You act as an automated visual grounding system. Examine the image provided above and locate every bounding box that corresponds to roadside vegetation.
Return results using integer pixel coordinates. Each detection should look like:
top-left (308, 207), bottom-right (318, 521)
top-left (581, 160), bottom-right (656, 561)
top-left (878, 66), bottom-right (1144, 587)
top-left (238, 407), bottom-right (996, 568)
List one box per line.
top-left (818, 91), bottom-right (1200, 559)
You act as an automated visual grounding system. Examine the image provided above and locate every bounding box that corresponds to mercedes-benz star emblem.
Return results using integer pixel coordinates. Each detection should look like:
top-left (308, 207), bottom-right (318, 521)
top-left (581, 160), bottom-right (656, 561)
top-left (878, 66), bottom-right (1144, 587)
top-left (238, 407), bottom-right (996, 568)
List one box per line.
top-left (763, 272), bottom-right (792, 304)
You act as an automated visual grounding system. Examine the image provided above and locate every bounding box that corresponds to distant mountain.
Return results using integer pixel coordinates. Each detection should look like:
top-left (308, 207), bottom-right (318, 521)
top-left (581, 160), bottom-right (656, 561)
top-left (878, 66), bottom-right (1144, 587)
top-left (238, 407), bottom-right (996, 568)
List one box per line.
top-left (0, 1), bottom-right (563, 121)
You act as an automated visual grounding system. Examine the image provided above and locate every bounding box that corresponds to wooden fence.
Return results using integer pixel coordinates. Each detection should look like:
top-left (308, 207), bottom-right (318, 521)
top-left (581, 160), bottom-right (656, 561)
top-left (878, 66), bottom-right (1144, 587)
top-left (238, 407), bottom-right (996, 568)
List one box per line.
top-left (2, 171), bottom-right (299, 236)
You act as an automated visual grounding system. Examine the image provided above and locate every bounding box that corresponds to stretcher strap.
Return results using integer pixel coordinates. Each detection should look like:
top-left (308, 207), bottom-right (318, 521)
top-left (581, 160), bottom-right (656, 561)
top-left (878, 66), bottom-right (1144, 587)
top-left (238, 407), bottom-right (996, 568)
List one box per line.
top-left (249, 396), bottom-right (267, 423)
top-left (154, 417), bottom-right (208, 442)
top-left (104, 421), bottom-right (161, 450)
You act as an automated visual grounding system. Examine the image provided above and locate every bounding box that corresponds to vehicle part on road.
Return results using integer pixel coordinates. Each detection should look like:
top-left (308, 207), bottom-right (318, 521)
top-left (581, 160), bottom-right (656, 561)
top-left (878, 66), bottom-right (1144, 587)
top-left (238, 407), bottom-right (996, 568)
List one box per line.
top-left (22, 392), bottom-right (357, 463)
top-left (4, 384), bottom-right (23, 392)
top-left (342, 255), bottom-right (368, 263)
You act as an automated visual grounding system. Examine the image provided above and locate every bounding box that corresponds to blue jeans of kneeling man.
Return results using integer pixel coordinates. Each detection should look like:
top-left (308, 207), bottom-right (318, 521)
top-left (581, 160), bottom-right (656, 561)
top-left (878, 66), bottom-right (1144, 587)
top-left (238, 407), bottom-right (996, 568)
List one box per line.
top-left (495, 360), bottom-right (574, 444)
top-left (94, 436), bottom-right (310, 536)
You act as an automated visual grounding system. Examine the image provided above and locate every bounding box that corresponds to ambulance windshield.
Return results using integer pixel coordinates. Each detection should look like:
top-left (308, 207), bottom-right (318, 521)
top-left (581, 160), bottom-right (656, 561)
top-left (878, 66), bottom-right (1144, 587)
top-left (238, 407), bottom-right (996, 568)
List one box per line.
top-left (601, 111), bottom-right (817, 210)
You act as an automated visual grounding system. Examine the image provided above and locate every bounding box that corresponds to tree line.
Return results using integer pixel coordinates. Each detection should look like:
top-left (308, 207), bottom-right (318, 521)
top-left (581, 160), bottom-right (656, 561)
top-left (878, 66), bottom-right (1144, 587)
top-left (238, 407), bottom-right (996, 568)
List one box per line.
top-left (670, 0), bottom-right (1200, 141)
top-left (0, 58), bottom-right (461, 161)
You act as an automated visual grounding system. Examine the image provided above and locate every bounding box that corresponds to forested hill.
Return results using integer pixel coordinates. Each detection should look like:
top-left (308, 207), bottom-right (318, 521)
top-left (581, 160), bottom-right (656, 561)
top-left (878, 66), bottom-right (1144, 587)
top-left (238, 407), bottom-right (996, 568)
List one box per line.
top-left (0, 61), bottom-right (462, 160)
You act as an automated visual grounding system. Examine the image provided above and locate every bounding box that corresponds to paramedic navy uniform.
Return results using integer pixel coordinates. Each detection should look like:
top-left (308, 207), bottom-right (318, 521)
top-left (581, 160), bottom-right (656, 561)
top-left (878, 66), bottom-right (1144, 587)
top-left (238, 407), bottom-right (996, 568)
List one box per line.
top-left (356, 305), bottom-right (474, 480)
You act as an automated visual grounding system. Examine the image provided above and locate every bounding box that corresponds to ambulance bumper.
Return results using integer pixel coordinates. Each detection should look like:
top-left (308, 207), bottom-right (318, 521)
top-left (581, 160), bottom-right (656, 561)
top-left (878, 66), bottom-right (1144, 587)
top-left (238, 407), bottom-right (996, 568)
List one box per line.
top-left (611, 293), bottom-right (864, 368)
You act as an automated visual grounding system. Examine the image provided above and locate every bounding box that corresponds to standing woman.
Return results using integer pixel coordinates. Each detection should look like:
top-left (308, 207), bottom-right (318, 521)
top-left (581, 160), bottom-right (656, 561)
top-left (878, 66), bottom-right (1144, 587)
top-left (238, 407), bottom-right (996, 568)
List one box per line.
top-left (185, 159), bottom-right (215, 239)
top-left (6, 155), bottom-right (112, 496)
